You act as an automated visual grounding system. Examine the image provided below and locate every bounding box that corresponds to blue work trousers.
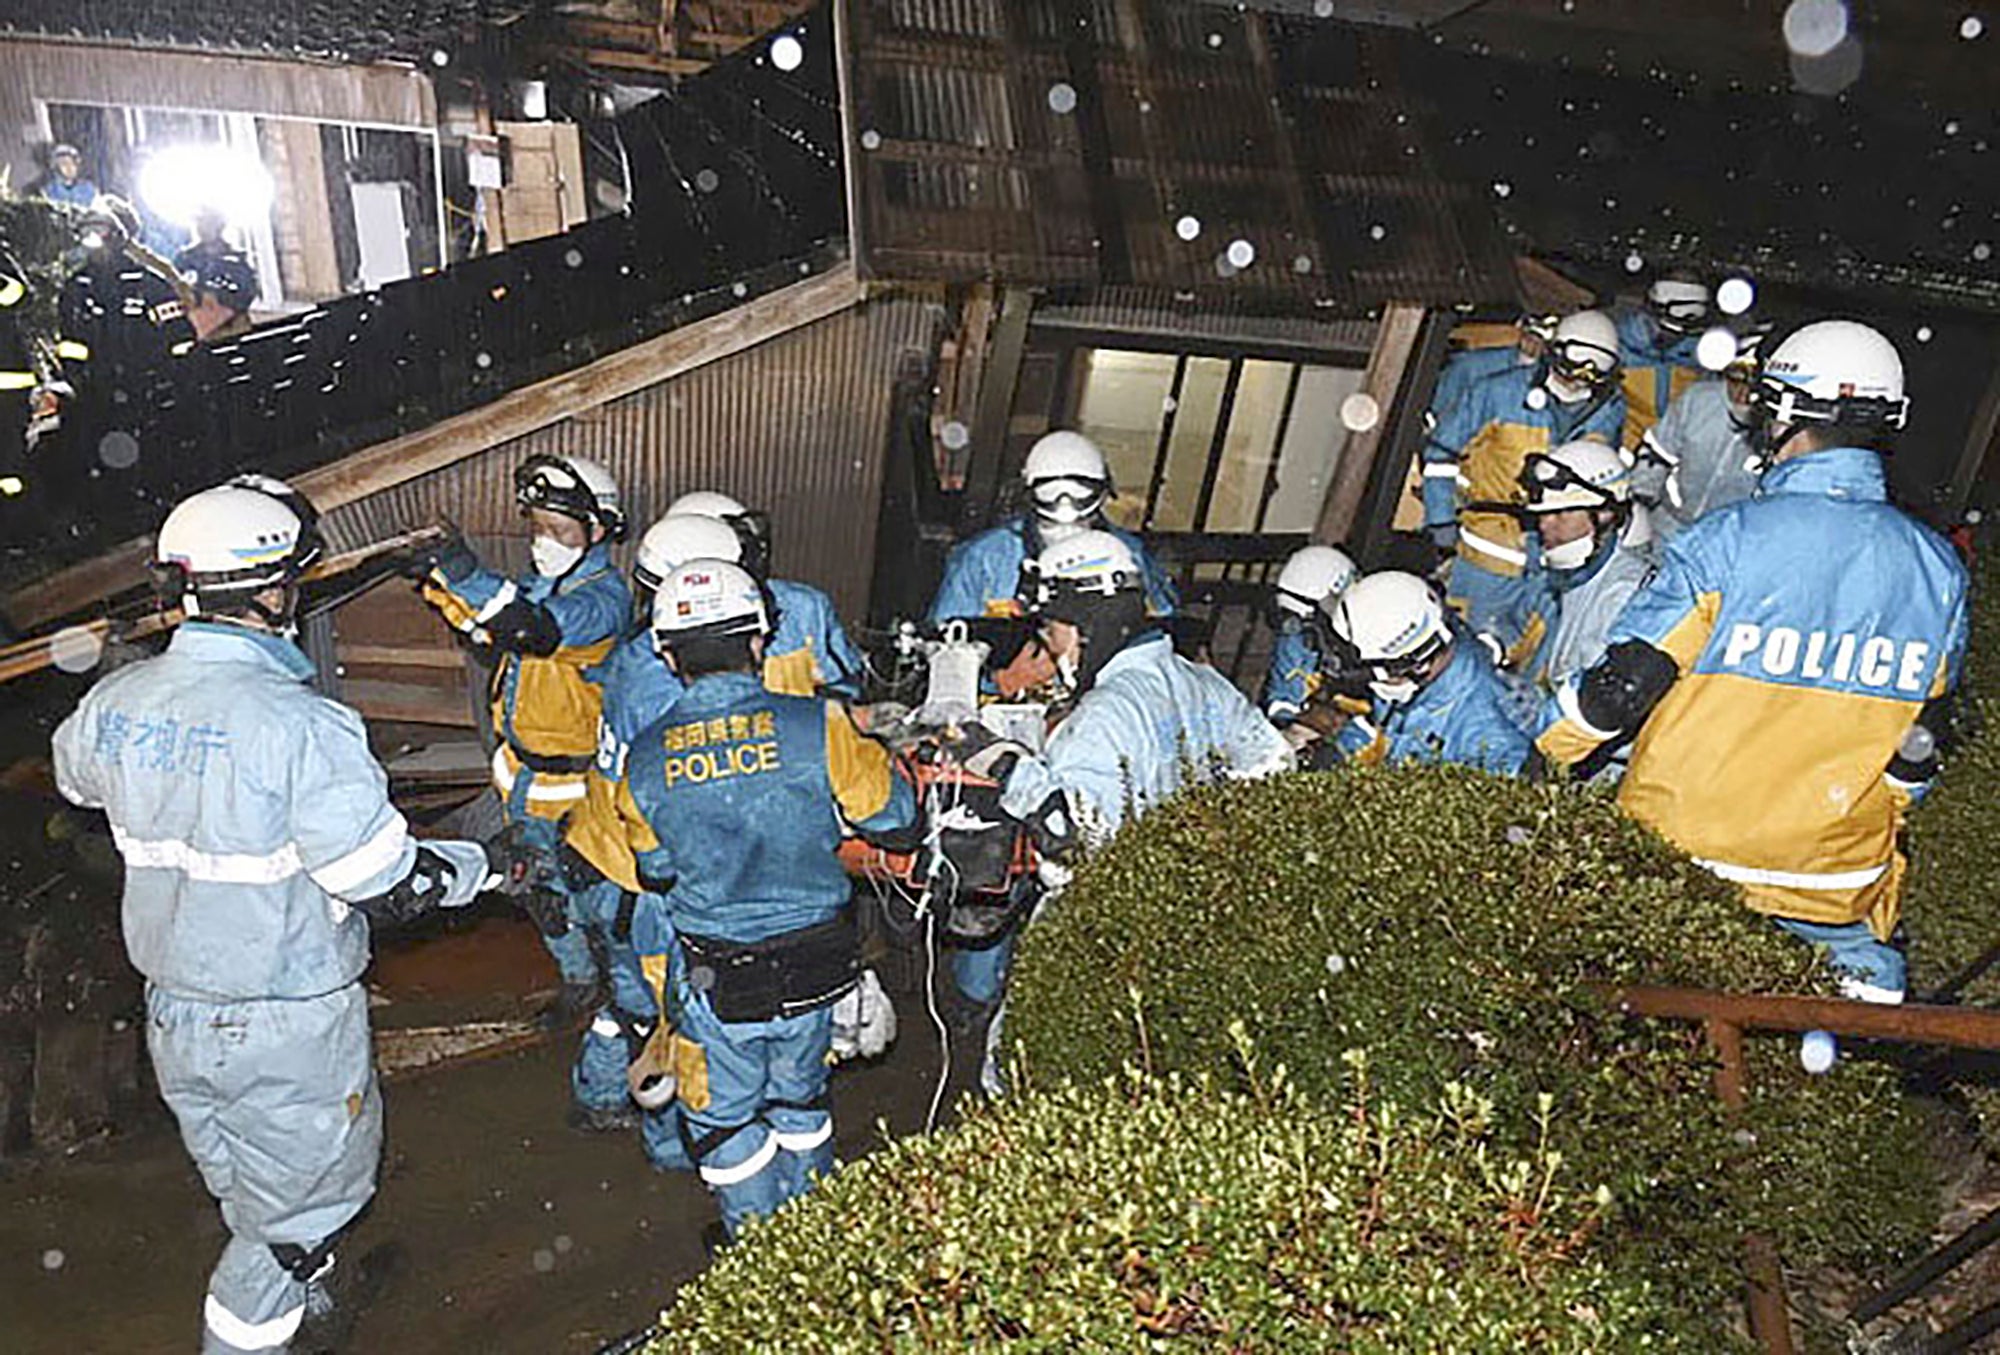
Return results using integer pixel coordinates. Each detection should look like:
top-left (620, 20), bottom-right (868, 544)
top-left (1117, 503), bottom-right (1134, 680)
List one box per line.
top-left (568, 879), bottom-right (660, 1113)
top-left (1773, 917), bottom-right (1907, 1003)
top-left (677, 977), bottom-right (836, 1237)
top-left (148, 982), bottom-right (381, 1355)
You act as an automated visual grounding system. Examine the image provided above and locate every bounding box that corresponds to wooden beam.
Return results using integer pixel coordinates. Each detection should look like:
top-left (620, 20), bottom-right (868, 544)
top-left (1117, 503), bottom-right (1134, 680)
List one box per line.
top-left (337, 643), bottom-right (464, 670)
top-left (343, 677), bottom-right (477, 728)
top-left (1317, 303), bottom-right (1426, 545)
top-left (832, 0), bottom-right (867, 280)
top-left (2, 264), bottom-right (865, 631)
top-left (570, 47), bottom-right (712, 77)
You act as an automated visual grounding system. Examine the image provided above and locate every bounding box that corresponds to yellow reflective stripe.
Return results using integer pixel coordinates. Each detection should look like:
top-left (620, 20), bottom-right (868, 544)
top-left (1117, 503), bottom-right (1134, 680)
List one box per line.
top-left (0, 276), bottom-right (24, 307)
top-left (55, 339), bottom-right (90, 361)
top-left (0, 371), bottom-right (35, 390)
top-left (825, 702), bottom-right (892, 823)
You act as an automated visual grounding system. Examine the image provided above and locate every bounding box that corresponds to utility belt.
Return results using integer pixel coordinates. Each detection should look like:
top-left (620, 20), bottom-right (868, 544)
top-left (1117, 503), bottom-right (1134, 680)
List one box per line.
top-left (506, 741), bottom-right (595, 776)
top-left (679, 910), bottom-right (859, 1024)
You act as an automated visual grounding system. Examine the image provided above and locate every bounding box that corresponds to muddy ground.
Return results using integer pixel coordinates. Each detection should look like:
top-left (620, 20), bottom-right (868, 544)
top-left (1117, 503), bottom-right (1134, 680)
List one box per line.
top-left (0, 913), bottom-right (980, 1354)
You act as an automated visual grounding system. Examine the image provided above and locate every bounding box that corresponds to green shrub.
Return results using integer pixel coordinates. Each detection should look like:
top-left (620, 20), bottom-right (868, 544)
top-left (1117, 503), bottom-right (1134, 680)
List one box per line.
top-left (1906, 553), bottom-right (2000, 1141)
top-left (651, 1064), bottom-right (1698, 1353)
top-left (1002, 768), bottom-right (1935, 1315)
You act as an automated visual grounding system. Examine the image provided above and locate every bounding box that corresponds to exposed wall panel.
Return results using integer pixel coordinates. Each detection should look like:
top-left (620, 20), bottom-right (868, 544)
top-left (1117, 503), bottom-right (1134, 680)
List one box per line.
top-left (321, 295), bottom-right (943, 621)
top-left (0, 39), bottom-right (437, 190)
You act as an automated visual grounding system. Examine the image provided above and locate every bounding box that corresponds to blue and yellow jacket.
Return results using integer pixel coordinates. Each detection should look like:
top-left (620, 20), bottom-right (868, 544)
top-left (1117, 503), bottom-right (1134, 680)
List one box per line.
top-left (1423, 366), bottom-right (1625, 578)
top-left (1615, 309), bottom-right (1704, 452)
top-left (1537, 447), bottom-right (1968, 934)
top-left (1332, 635), bottom-right (1532, 776)
top-left (565, 578), bottom-right (863, 891)
top-left (617, 672), bottom-right (915, 948)
top-left (1429, 338), bottom-right (1526, 427)
top-left (1261, 627), bottom-right (1321, 724)
top-left (422, 542), bottom-right (630, 820)
top-left (929, 516), bottom-right (1178, 623)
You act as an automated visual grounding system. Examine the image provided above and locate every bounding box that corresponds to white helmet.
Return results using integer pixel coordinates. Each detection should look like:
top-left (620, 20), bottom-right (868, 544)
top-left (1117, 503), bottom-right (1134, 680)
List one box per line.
top-left (668, 489), bottom-right (749, 519)
top-left (1646, 277), bottom-right (1712, 335)
top-left (1022, 431), bottom-right (1111, 526)
top-left (1029, 528), bottom-right (1142, 609)
top-left (1322, 571), bottom-right (1451, 704)
top-left (1545, 309), bottom-right (1621, 398)
top-left (154, 482), bottom-right (320, 618)
top-left (1751, 320), bottom-right (1909, 445)
top-left (650, 558), bottom-right (770, 653)
top-left (633, 513), bottom-right (743, 592)
top-left (1521, 440), bottom-right (1633, 514)
top-left (1273, 545), bottom-right (1358, 620)
top-left (667, 489), bottom-right (770, 575)
top-left (515, 454), bottom-right (625, 539)
top-left (1522, 441), bottom-right (1633, 571)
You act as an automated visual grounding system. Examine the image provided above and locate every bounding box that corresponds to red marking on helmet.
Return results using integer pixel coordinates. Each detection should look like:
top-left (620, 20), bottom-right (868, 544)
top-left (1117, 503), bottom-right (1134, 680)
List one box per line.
top-left (684, 571), bottom-right (713, 586)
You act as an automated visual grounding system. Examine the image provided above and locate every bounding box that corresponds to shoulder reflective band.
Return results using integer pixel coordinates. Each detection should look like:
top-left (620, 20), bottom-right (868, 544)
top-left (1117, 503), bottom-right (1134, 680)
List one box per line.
top-left (0, 370), bottom-right (34, 390)
top-left (55, 339), bottom-right (90, 361)
top-left (1457, 527), bottom-right (1529, 567)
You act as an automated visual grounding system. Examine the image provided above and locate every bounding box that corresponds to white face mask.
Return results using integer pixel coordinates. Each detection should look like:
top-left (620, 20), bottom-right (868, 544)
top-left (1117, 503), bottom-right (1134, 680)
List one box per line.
top-left (1544, 372), bottom-right (1592, 405)
top-left (1038, 516), bottom-right (1088, 546)
top-left (531, 535), bottom-right (584, 579)
top-left (1370, 677), bottom-right (1420, 705)
top-left (1541, 533), bottom-right (1597, 571)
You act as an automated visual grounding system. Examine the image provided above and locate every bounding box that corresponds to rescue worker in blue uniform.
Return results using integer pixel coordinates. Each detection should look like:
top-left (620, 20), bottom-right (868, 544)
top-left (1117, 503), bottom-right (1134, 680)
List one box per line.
top-left (1260, 543), bottom-right (1358, 726)
top-left (38, 142), bottom-right (98, 209)
top-left (1322, 571), bottom-right (1532, 776)
top-left (1536, 321), bottom-right (1969, 1002)
top-left (1616, 277), bottom-right (1711, 451)
top-left (1519, 441), bottom-right (1656, 692)
top-left (987, 530), bottom-right (1294, 842)
top-left (1632, 372), bottom-right (1761, 540)
top-left (617, 559), bottom-right (917, 1237)
top-left (51, 481), bottom-right (522, 1355)
top-left (952, 529), bottom-right (1292, 1091)
top-left (1426, 314), bottom-right (1553, 426)
top-left (1423, 310), bottom-right (1625, 663)
top-left (416, 453), bottom-right (631, 1023)
top-left (929, 430), bottom-right (1177, 627)
top-left (668, 488), bottom-right (864, 699)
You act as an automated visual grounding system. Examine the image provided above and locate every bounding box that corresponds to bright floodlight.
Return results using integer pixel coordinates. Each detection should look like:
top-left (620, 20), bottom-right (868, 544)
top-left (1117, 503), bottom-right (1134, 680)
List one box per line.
top-left (1715, 276), bottom-right (1756, 315)
top-left (771, 34), bottom-right (805, 71)
top-left (139, 144), bottom-right (275, 230)
top-left (1782, 0), bottom-right (1848, 57)
top-left (1695, 327), bottom-right (1741, 372)
top-left (1226, 238), bottom-right (1256, 268)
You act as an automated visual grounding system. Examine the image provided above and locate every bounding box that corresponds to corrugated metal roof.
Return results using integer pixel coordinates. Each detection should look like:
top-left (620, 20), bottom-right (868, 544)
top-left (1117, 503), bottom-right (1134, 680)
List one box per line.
top-left (322, 294), bottom-right (942, 619)
top-left (844, 0), bottom-right (1516, 311)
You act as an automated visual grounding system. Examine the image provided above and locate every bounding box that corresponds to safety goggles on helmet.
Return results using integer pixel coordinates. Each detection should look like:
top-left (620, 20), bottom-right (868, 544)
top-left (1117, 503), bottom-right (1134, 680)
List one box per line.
top-left (1029, 474), bottom-right (1110, 526)
top-left (1546, 338), bottom-right (1619, 393)
top-left (1323, 622), bottom-right (1449, 691)
top-left (1648, 296), bottom-right (1711, 335)
top-left (1747, 371), bottom-right (1910, 438)
top-left (1518, 452), bottom-right (1628, 514)
top-left (514, 455), bottom-right (621, 535)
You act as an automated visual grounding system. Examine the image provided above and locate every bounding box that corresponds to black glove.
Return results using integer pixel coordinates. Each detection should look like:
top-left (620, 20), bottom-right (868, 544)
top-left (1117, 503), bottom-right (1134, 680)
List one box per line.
top-left (404, 528), bottom-right (479, 582)
top-left (484, 824), bottom-right (571, 936)
top-left (557, 840), bottom-right (607, 893)
top-left (940, 722), bottom-right (1028, 783)
top-left (963, 616), bottom-right (1038, 674)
